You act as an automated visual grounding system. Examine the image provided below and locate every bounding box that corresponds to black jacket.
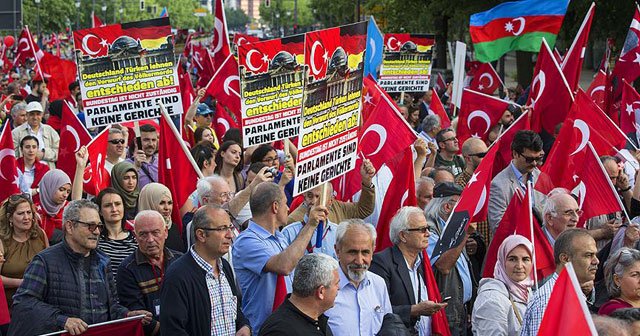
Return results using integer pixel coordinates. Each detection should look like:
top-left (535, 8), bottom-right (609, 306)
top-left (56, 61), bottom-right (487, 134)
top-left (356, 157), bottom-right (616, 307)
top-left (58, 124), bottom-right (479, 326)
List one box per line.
top-left (370, 245), bottom-right (426, 329)
top-left (159, 252), bottom-right (249, 335)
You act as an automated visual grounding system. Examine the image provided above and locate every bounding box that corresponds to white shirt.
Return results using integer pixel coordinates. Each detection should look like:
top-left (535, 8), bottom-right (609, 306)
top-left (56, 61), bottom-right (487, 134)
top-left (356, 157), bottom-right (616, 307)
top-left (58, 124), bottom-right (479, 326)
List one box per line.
top-left (406, 257), bottom-right (431, 336)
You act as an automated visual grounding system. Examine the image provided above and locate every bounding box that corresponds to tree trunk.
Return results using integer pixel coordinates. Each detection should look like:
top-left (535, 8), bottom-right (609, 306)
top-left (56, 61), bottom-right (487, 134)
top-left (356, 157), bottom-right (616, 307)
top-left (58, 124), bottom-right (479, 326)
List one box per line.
top-left (435, 14), bottom-right (449, 69)
top-left (516, 51), bottom-right (534, 88)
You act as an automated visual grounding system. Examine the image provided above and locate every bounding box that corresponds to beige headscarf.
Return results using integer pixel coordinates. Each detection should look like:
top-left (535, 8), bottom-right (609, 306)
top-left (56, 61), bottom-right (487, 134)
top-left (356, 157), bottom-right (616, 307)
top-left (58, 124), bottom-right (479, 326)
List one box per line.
top-left (138, 183), bottom-right (173, 229)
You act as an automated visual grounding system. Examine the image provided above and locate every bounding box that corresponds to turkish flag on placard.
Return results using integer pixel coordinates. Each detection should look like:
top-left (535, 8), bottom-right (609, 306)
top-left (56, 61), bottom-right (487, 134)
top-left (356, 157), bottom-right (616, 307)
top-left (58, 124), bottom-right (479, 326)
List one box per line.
top-left (40, 52), bottom-right (77, 100)
top-left (212, 0), bottom-right (232, 68)
top-left (305, 27), bottom-right (341, 81)
top-left (430, 144), bottom-right (498, 260)
top-left (205, 55), bottom-right (241, 123)
top-left (537, 263), bottom-right (598, 336)
top-left (158, 109), bottom-right (203, 234)
top-left (468, 62), bottom-right (503, 95)
top-left (375, 148), bottom-right (417, 252)
top-left (83, 127), bottom-right (110, 196)
top-left (612, 4), bottom-right (640, 88)
top-left (536, 90), bottom-right (628, 195)
top-left (561, 3), bottom-right (595, 92)
top-left (483, 186), bottom-right (555, 279)
top-left (586, 70), bottom-right (608, 111)
top-left (431, 90), bottom-right (451, 129)
top-left (192, 45), bottom-right (216, 89)
top-left (457, 88), bottom-right (510, 146)
top-left (233, 33), bottom-right (261, 49)
top-left (527, 39), bottom-right (574, 134)
top-left (60, 317), bottom-right (144, 336)
top-left (58, 101), bottom-right (92, 182)
top-left (0, 125), bottom-right (20, 203)
top-left (620, 79), bottom-right (640, 134)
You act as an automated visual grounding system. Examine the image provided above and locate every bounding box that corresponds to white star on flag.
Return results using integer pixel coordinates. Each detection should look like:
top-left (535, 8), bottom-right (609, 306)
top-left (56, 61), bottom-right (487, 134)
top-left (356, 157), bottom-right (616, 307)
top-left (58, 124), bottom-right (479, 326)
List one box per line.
top-left (634, 52), bottom-right (640, 65)
top-left (261, 54), bottom-right (269, 64)
top-left (478, 84), bottom-right (485, 90)
top-left (99, 39), bottom-right (108, 48)
top-left (504, 22), bottom-right (514, 32)
top-left (363, 93), bottom-right (373, 105)
top-left (627, 104), bottom-right (634, 115)
top-left (322, 50), bottom-right (329, 63)
top-left (467, 171), bottom-right (480, 186)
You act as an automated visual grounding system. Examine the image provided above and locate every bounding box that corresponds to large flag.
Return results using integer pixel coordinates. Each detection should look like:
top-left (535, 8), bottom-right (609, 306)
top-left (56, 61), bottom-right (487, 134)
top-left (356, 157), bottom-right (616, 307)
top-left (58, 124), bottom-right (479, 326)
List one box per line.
top-left (560, 3), bottom-right (595, 92)
top-left (612, 5), bottom-right (640, 88)
top-left (12, 27), bottom-right (44, 79)
top-left (586, 70), bottom-right (608, 110)
top-left (40, 52), bottom-right (77, 101)
top-left (430, 143), bottom-right (498, 260)
top-left (205, 54), bottom-right (241, 123)
top-left (212, 0), bottom-right (232, 67)
top-left (375, 148), bottom-right (417, 252)
top-left (59, 316), bottom-right (144, 336)
top-left (192, 45), bottom-right (215, 88)
top-left (0, 125), bottom-right (20, 202)
top-left (213, 102), bottom-right (239, 140)
top-left (364, 16), bottom-right (384, 80)
top-left (57, 101), bottom-right (92, 183)
top-left (361, 75), bottom-right (383, 123)
top-left (528, 39), bottom-right (574, 135)
top-left (468, 62), bottom-right (503, 94)
top-left (469, 0), bottom-right (570, 62)
top-left (620, 79), bottom-right (640, 134)
top-left (158, 106), bottom-right (203, 234)
top-left (457, 88), bottom-right (510, 146)
top-left (537, 263), bottom-right (598, 335)
top-left (83, 127), bottom-right (110, 196)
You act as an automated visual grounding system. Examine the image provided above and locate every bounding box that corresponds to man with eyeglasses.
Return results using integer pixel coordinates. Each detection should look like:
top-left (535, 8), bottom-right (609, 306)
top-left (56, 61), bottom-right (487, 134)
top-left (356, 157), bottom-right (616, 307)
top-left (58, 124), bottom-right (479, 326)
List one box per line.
top-left (434, 128), bottom-right (465, 177)
top-left (161, 205), bottom-right (251, 336)
top-left (105, 127), bottom-right (126, 173)
top-left (10, 200), bottom-right (152, 335)
top-left (117, 210), bottom-right (182, 336)
top-left (457, 138), bottom-right (490, 244)
top-left (488, 130), bottom-right (546, 234)
top-left (370, 207), bottom-right (447, 335)
top-left (542, 189), bottom-right (582, 247)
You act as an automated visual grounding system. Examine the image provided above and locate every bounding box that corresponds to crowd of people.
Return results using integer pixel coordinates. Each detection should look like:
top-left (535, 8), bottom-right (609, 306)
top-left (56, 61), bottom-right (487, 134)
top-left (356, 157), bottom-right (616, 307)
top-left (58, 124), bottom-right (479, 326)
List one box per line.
top-left (2, 55), bottom-right (640, 336)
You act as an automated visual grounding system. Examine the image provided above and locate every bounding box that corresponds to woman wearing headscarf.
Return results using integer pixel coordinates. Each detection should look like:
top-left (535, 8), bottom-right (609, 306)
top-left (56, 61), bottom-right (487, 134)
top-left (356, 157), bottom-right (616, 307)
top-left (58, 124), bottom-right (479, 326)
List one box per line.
top-left (138, 183), bottom-right (185, 252)
top-left (111, 161), bottom-right (140, 220)
top-left (33, 169), bottom-right (71, 243)
top-left (472, 235), bottom-right (534, 336)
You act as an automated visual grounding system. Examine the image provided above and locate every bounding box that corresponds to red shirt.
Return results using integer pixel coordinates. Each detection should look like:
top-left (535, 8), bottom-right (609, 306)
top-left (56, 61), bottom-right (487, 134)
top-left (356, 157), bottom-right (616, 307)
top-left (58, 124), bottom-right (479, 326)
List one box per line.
top-left (33, 194), bottom-right (67, 240)
top-left (598, 298), bottom-right (633, 316)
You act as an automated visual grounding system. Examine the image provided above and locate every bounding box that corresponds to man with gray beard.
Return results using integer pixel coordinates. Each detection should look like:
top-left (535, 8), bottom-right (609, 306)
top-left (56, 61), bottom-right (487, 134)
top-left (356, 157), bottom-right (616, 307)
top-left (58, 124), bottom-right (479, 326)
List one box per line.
top-left (324, 219), bottom-right (392, 336)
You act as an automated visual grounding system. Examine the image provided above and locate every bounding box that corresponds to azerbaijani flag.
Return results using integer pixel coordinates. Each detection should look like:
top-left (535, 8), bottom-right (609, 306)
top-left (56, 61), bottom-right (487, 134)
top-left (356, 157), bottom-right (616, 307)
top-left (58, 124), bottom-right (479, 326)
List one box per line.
top-left (470, 0), bottom-right (569, 62)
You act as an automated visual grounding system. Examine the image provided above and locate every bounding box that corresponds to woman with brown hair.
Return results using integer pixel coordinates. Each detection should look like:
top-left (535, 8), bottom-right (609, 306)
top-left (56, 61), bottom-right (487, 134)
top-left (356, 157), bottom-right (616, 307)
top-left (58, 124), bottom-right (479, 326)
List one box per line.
top-left (0, 193), bottom-right (48, 310)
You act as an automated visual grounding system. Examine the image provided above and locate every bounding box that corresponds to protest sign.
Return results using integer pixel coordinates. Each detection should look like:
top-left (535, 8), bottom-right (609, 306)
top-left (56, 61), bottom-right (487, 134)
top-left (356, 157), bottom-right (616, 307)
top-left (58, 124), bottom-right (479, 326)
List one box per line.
top-left (294, 22), bottom-right (367, 195)
top-left (238, 34), bottom-right (305, 147)
top-left (73, 17), bottom-right (182, 128)
top-left (378, 34), bottom-right (435, 93)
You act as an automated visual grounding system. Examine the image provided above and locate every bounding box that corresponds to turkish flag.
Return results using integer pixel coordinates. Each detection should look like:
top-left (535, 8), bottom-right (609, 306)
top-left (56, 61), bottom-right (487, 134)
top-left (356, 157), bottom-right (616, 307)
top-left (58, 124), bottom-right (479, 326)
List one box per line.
top-left (527, 39), bottom-right (574, 134)
top-left (537, 263), bottom-right (598, 336)
top-left (178, 66), bottom-right (196, 144)
top-left (305, 27), bottom-right (341, 81)
top-left (213, 102), bottom-right (239, 140)
top-left (612, 5), bottom-right (640, 88)
top-left (192, 45), bottom-right (215, 89)
top-left (421, 249), bottom-right (451, 336)
top-left (361, 75), bottom-right (383, 124)
top-left (375, 148), bottom-right (417, 252)
top-left (468, 62), bottom-right (502, 95)
top-left (0, 125), bottom-right (20, 203)
top-left (59, 316), bottom-right (144, 336)
top-left (586, 70), bottom-right (608, 111)
top-left (434, 72), bottom-right (447, 93)
top-left (158, 110), bottom-right (202, 235)
top-left (233, 33), bottom-right (261, 48)
top-left (561, 3), bottom-right (595, 92)
top-left (483, 186), bottom-right (555, 280)
top-left (536, 90), bottom-right (628, 195)
top-left (91, 11), bottom-right (105, 28)
top-left (58, 101), bottom-right (92, 183)
top-left (457, 88), bottom-right (509, 146)
top-left (490, 109), bottom-right (532, 179)
top-left (620, 79), bottom-right (640, 134)
top-left (0, 45), bottom-right (10, 74)
top-left (40, 52), bottom-right (77, 101)
top-left (205, 55), bottom-right (241, 123)
top-left (83, 127), bottom-right (110, 196)
top-left (430, 143), bottom-right (498, 260)
top-left (431, 90), bottom-right (451, 129)
top-left (13, 27), bottom-right (43, 68)
top-left (212, 0), bottom-right (232, 68)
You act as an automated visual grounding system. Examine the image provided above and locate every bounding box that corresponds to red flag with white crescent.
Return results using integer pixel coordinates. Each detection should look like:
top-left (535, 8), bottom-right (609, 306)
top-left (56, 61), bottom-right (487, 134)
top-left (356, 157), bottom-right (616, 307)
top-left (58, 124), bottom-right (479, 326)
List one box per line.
top-left (620, 79), bottom-right (640, 134)
top-left (205, 55), bottom-right (241, 122)
top-left (58, 101), bottom-right (91, 182)
top-left (83, 127), bottom-right (111, 196)
top-left (212, 0), bottom-right (232, 68)
top-left (561, 3), bottom-right (595, 92)
top-left (468, 62), bottom-right (503, 94)
top-left (0, 125), bottom-right (20, 202)
top-left (457, 88), bottom-right (510, 146)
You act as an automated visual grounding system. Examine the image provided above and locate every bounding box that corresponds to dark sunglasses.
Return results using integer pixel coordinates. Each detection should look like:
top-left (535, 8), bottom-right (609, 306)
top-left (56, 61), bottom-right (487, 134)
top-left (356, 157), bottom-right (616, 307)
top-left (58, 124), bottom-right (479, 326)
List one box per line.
top-left (200, 113), bottom-right (214, 118)
top-left (108, 139), bottom-right (126, 145)
top-left (519, 153), bottom-right (544, 164)
top-left (8, 193), bottom-right (31, 202)
top-left (73, 220), bottom-right (104, 232)
top-left (468, 152), bottom-right (487, 158)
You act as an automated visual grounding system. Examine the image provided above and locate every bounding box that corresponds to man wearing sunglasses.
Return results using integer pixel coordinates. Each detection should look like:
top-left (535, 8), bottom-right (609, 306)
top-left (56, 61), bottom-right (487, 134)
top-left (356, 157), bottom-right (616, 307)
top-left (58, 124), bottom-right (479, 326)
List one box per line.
top-left (10, 200), bottom-right (152, 335)
top-left (488, 130), bottom-right (546, 234)
top-left (105, 127), bottom-right (126, 173)
top-left (457, 138), bottom-right (489, 241)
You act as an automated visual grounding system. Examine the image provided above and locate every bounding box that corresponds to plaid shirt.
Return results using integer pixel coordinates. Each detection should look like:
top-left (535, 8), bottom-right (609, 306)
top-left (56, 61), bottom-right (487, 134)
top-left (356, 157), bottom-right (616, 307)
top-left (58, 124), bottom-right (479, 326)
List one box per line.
top-left (520, 273), bottom-right (558, 336)
top-left (191, 247), bottom-right (237, 336)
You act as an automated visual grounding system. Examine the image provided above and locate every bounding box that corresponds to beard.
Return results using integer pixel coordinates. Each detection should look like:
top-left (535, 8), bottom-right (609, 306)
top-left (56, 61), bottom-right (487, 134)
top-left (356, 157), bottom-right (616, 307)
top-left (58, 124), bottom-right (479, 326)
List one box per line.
top-left (346, 263), bottom-right (369, 283)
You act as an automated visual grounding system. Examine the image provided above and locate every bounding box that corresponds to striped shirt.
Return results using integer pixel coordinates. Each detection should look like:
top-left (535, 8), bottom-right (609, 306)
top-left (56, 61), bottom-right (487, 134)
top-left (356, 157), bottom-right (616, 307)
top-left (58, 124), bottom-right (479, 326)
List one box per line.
top-left (191, 246), bottom-right (237, 336)
top-left (98, 231), bottom-right (138, 278)
top-left (520, 273), bottom-right (558, 336)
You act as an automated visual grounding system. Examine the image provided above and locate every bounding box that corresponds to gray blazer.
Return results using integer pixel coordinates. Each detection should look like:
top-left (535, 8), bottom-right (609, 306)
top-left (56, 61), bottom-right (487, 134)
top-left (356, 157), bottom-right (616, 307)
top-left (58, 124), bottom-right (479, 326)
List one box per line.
top-left (488, 164), bottom-right (546, 233)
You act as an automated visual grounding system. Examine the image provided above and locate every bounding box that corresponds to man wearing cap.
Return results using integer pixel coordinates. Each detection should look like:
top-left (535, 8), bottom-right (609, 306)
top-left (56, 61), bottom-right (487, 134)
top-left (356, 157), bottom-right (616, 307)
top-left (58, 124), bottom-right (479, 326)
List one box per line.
top-left (424, 182), bottom-right (476, 336)
top-left (12, 101), bottom-right (59, 169)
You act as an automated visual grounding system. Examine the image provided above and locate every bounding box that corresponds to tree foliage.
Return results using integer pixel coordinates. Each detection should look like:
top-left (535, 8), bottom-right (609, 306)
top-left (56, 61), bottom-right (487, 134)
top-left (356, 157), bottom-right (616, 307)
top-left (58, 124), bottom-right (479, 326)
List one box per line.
top-left (259, 0), bottom-right (314, 36)
top-left (225, 7), bottom-right (250, 31)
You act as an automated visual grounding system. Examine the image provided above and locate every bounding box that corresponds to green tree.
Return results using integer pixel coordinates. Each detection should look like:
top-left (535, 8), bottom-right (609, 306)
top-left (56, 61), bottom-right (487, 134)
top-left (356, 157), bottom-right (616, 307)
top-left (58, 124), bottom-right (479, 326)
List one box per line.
top-left (225, 7), bottom-right (250, 31)
top-left (259, 0), bottom-right (314, 36)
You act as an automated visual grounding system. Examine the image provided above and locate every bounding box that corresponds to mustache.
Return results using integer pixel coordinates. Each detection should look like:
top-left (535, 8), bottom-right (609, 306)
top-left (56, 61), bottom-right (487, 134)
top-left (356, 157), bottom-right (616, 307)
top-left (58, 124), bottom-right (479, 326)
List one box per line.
top-left (348, 263), bottom-right (369, 271)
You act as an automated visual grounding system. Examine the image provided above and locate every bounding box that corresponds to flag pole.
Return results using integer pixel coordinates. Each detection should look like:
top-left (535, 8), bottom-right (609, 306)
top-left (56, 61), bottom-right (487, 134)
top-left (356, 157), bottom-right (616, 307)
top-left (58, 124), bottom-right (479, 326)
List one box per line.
top-left (158, 102), bottom-right (205, 179)
top-left (39, 315), bottom-right (145, 336)
top-left (589, 142), bottom-right (632, 224)
top-left (526, 180), bottom-right (539, 289)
